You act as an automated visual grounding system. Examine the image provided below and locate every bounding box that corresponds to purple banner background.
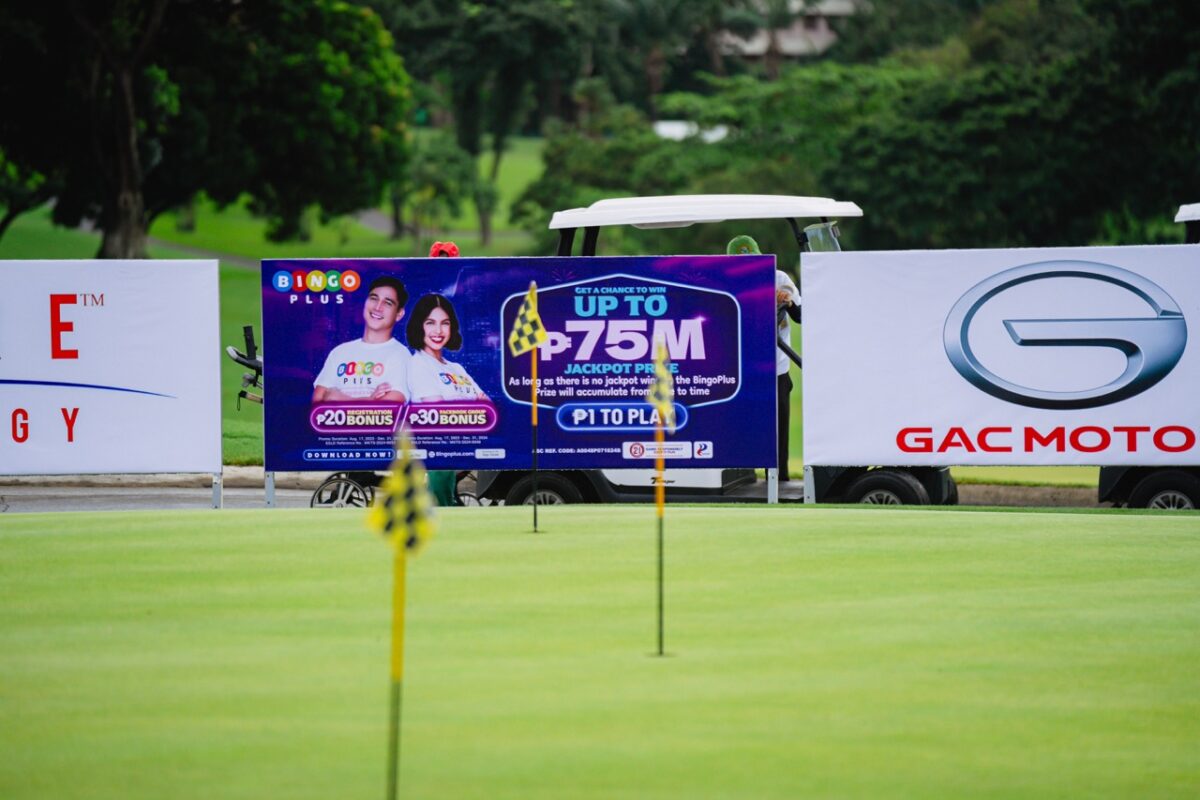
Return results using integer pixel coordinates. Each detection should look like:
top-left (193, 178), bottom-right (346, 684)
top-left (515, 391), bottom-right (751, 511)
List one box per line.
top-left (262, 256), bottom-right (776, 471)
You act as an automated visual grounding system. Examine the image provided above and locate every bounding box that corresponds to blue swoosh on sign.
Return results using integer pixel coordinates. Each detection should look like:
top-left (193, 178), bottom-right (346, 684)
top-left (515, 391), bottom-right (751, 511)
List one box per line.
top-left (0, 379), bottom-right (174, 398)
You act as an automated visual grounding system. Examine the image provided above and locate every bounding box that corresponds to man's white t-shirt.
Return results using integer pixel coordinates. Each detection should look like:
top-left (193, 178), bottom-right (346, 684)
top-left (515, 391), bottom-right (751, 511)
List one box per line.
top-left (313, 338), bottom-right (412, 400)
top-left (776, 270), bottom-right (801, 377)
top-left (408, 350), bottom-right (486, 402)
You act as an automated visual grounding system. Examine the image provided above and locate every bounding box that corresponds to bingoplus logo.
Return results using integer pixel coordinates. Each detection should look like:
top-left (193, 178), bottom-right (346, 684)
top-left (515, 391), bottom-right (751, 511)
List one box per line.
top-left (944, 261), bottom-right (1187, 409)
top-left (272, 269), bottom-right (361, 293)
top-left (336, 361), bottom-right (385, 378)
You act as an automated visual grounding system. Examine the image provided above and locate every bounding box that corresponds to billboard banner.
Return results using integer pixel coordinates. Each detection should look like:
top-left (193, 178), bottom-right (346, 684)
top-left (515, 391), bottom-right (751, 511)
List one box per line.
top-left (802, 245), bottom-right (1200, 466)
top-left (0, 260), bottom-right (222, 475)
top-left (262, 256), bottom-right (776, 472)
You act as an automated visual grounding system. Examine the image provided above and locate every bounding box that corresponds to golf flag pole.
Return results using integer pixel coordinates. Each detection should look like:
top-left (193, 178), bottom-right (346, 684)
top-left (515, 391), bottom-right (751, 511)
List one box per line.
top-left (367, 431), bottom-right (436, 800)
top-left (387, 546), bottom-right (406, 800)
top-left (645, 341), bottom-right (676, 657)
top-left (508, 281), bottom-right (548, 532)
top-left (532, 332), bottom-right (539, 532)
top-left (655, 420), bottom-right (665, 655)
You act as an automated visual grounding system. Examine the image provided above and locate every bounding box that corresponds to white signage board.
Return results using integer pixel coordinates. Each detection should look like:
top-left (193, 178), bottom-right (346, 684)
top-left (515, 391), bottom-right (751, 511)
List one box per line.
top-left (0, 260), bottom-right (222, 474)
top-left (802, 246), bottom-right (1200, 466)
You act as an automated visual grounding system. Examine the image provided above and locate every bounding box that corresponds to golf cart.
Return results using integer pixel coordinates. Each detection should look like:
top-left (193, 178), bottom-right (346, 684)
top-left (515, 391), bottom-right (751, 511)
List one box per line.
top-left (1096, 203), bottom-right (1200, 509)
top-left (471, 194), bottom-right (956, 506)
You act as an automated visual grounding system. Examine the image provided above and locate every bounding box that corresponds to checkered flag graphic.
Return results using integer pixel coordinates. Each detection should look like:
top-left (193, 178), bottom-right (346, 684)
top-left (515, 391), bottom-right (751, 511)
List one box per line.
top-left (508, 282), bottom-right (548, 357)
top-left (646, 342), bottom-right (676, 433)
top-left (367, 431), bottom-right (435, 553)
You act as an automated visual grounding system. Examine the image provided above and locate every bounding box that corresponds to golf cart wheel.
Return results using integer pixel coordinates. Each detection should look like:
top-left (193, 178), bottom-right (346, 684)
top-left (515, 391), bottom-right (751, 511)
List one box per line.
top-left (504, 474), bottom-right (583, 506)
top-left (1127, 470), bottom-right (1200, 510)
top-left (456, 471), bottom-right (483, 506)
top-left (845, 469), bottom-right (931, 505)
top-left (311, 474), bottom-right (371, 508)
top-left (945, 476), bottom-right (960, 506)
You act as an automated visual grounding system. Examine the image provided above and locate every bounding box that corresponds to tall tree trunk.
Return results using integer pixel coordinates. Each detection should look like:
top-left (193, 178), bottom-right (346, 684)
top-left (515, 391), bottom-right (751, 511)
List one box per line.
top-left (473, 180), bottom-right (497, 248)
top-left (72, 0), bottom-right (166, 259)
top-left (98, 191), bottom-right (148, 258)
top-left (765, 31), bottom-right (782, 81)
top-left (389, 185), bottom-right (405, 240)
top-left (705, 29), bottom-right (727, 77)
top-left (98, 68), bottom-right (148, 258)
top-left (489, 147), bottom-right (503, 184)
top-left (478, 205), bottom-right (493, 247)
top-left (644, 44), bottom-right (666, 120)
top-left (410, 212), bottom-right (423, 256)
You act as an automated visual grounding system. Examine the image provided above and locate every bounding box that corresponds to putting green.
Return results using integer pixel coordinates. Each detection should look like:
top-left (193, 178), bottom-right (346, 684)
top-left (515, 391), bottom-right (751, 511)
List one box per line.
top-left (2, 506), bottom-right (1197, 798)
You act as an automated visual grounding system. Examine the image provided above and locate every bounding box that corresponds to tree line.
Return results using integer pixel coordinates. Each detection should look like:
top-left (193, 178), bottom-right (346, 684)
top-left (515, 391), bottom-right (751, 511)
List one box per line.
top-left (514, 0), bottom-right (1200, 253)
top-left (1, 1), bottom-right (1196, 257)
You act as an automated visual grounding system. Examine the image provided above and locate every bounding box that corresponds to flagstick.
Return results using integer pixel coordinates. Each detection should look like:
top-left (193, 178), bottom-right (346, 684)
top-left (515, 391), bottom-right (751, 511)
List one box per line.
top-left (531, 344), bottom-right (539, 533)
top-left (655, 421), bottom-right (665, 656)
top-left (386, 544), bottom-right (407, 800)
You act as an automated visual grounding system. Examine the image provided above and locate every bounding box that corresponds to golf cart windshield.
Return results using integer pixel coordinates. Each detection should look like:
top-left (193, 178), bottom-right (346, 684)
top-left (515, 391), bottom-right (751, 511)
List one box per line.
top-left (549, 194), bottom-right (863, 256)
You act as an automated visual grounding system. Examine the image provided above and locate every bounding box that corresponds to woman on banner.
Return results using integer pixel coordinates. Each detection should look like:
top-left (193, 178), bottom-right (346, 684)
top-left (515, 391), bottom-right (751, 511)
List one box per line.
top-left (405, 293), bottom-right (489, 403)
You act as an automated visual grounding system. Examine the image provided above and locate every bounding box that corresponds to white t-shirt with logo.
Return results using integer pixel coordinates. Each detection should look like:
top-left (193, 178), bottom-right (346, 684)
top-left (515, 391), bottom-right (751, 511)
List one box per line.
top-left (313, 338), bottom-right (412, 400)
top-left (407, 350), bottom-right (486, 402)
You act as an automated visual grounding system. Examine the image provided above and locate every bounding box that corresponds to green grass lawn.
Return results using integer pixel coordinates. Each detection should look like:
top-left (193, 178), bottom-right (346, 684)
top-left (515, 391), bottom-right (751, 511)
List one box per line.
top-left (433, 134), bottom-right (546, 234)
top-left (2, 505), bottom-right (1197, 799)
top-left (149, 195), bottom-right (535, 260)
top-left (148, 135), bottom-right (545, 259)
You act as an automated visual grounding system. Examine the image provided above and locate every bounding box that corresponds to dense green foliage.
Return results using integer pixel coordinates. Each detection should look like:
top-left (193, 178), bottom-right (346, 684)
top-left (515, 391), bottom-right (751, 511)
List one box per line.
top-left (0, 0), bottom-right (410, 255)
top-left (9, 1), bottom-right (1188, 255)
top-left (514, 0), bottom-right (1200, 251)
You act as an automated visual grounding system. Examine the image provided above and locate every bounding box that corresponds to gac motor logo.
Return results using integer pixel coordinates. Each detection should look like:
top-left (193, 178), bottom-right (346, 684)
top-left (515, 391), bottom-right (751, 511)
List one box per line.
top-left (944, 261), bottom-right (1187, 409)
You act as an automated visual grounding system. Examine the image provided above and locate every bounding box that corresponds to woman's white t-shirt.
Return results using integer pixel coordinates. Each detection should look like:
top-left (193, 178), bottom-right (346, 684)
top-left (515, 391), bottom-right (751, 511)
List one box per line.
top-left (408, 350), bottom-right (486, 402)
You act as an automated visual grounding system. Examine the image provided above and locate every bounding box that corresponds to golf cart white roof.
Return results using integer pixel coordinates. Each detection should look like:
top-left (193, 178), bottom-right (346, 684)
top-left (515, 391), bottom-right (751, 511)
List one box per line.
top-left (1176, 203), bottom-right (1200, 223)
top-left (549, 194), bottom-right (863, 230)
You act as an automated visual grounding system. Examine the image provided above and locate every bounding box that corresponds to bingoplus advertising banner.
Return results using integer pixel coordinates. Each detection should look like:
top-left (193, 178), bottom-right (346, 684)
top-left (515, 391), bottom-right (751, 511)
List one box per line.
top-left (0, 260), bottom-right (222, 474)
top-left (803, 246), bottom-right (1200, 466)
top-left (261, 256), bottom-right (776, 472)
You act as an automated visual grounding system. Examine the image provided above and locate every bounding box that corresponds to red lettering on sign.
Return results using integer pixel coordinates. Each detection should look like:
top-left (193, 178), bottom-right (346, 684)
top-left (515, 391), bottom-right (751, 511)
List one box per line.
top-left (977, 427), bottom-right (1013, 452)
top-left (1112, 426), bottom-right (1151, 451)
top-left (1068, 426), bottom-right (1110, 453)
top-left (50, 294), bottom-right (79, 359)
top-left (1154, 426), bottom-right (1196, 453)
top-left (936, 427), bottom-right (977, 453)
top-left (61, 407), bottom-right (79, 442)
top-left (12, 408), bottom-right (29, 442)
top-left (897, 427), bottom-right (933, 453)
top-left (1025, 427), bottom-right (1065, 452)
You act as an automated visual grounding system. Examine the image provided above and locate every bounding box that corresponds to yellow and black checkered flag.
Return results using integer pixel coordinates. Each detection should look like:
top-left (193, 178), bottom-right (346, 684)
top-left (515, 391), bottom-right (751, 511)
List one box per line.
top-left (645, 342), bottom-right (676, 433)
top-left (367, 432), bottom-right (435, 553)
top-left (508, 282), bottom-right (548, 357)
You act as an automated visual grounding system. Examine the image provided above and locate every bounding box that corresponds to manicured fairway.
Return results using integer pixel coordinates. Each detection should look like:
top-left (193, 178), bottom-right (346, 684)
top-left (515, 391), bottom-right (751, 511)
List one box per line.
top-left (1, 506), bottom-right (1197, 799)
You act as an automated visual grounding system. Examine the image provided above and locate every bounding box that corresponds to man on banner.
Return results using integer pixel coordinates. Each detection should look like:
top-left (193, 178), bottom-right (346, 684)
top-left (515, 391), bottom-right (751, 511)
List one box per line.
top-left (312, 276), bottom-right (412, 404)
